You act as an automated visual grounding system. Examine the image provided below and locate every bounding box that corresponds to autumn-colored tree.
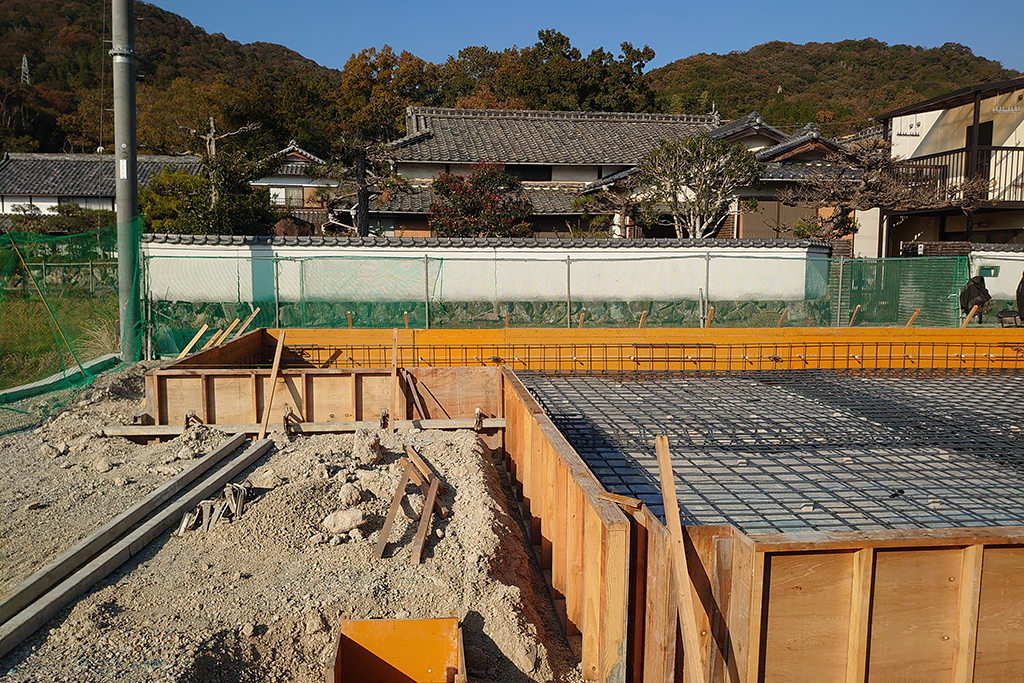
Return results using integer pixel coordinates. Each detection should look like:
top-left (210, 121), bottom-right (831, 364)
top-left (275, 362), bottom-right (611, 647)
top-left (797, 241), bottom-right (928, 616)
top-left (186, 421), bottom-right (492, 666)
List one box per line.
top-left (428, 162), bottom-right (533, 237)
top-left (638, 136), bottom-right (764, 238)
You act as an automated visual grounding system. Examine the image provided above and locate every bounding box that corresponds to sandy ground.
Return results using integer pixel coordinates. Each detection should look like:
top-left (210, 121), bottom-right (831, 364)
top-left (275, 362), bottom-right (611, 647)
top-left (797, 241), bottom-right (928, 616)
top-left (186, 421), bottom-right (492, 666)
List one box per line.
top-left (0, 366), bottom-right (581, 683)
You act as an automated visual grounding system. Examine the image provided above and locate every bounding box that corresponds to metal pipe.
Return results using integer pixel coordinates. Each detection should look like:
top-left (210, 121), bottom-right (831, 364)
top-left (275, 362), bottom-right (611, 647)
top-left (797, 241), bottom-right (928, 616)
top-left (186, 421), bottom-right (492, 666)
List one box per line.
top-left (835, 255), bottom-right (845, 328)
top-left (566, 255), bottom-right (572, 329)
top-left (111, 0), bottom-right (140, 361)
top-left (424, 254), bottom-right (430, 330)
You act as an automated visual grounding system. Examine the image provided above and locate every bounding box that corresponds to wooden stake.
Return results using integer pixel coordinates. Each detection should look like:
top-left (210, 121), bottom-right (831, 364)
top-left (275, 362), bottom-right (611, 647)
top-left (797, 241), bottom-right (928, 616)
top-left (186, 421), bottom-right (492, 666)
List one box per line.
top-left (505, 310), bottom-right (511, 328)
top-left (578, 311), bottom-right (585, 329)
top-left (388, 330), bottom-right (400, 432)
top-left (961, 304), bottom-right (979, 328)
top-left (347, 310), bottom-right (352, 329)
top-left (848, 304), bottom-right (862, 327)
top-left (655, 435), bottom-right (706, 683)
top-left (905, 307), bottom-right (921, 328)
top-left (176, 324), bottom-right (209, 359)
top-left (200, 330), bottom-right (222, 351)
top-left (214, 318), bottom-right (240, 347)
top-left (776, 308), bottom-right (788, 328)
top-left (410, 478), bottom-right (440, 564)
top-left (402, 369), bottom-right (430, 420)
top-left (257, 331), bottom-right (286, 440)
top-left (404, 444), bottom-right (448, 496)
top-left (404, 311), bottom-right (409, 329)
top-left (637, 310), bottom-right (647, 329)
top-left (374, 460), bottom-right (413, 559)
top-left (704, 306), bottom-right (714, 329)
top-left (400, 456), bottom-right (449, 518)
top-left (233, 307), bottom-right (261, 339)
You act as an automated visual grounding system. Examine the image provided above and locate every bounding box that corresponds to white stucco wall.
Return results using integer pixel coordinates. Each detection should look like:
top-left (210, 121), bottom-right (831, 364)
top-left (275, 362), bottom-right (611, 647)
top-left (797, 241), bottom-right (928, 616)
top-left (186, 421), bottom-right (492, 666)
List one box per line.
top-left (971, 252), bottom-right (1024, 299)
top-left (892, 90), bottom-right (1024, 159)
top-left (143, 243), bottom-right (830, 304)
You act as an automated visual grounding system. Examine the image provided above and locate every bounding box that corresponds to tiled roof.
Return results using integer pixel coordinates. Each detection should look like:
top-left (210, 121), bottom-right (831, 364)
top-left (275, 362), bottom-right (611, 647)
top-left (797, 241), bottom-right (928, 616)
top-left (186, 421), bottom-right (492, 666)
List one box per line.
top-left (142, 233), bottom-right (831, 249)
top-left (839, 125), bottom-right (885, 146)
top-left (372, 183), bottom-right (583, 215)
top-left (970, 243), bottom-right (1024, 253)
top-left (761, 161), bottom-right (859, 182)
top-left (263, 140), bottom-right (327, 176)
top-left (710, 111), bottom-right (789, 143)
top-left (390, 107), bottom-right (720, 165)
top-left (755, 123), bottom-right (846, 162)
top-left (0, 153), bottom-right (202, 196)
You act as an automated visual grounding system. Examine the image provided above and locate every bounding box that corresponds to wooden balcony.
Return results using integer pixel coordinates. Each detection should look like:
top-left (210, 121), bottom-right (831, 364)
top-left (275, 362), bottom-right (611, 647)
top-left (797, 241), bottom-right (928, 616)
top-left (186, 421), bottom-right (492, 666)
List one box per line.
top-left (896, 146), bottom-right (1024, 204)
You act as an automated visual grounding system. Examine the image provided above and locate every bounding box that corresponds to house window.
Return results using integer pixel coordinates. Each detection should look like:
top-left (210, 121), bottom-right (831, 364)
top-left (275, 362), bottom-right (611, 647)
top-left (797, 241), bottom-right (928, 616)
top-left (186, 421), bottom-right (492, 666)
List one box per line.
top-left (270, 186), bottom-right (305, 206)
top-left (505, 165), bottom-right (552, 182)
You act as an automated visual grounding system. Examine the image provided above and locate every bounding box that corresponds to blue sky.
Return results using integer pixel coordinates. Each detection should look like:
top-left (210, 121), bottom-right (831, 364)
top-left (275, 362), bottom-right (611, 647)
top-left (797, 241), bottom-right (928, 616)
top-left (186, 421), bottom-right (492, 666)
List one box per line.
top-left (151, 0), bottom-right (1024, 74)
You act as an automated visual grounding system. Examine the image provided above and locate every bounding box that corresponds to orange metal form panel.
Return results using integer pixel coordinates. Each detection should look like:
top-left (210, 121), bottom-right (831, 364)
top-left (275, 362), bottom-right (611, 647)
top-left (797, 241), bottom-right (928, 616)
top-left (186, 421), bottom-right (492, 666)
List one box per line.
top-left (328, 618), bottom-right (462, 683)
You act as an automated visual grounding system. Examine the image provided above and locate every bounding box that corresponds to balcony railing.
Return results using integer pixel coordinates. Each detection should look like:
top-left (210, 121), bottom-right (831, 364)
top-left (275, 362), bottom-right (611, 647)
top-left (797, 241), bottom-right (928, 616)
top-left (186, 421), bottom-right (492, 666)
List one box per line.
top-left (896, 146), bottom-right (1024, 204)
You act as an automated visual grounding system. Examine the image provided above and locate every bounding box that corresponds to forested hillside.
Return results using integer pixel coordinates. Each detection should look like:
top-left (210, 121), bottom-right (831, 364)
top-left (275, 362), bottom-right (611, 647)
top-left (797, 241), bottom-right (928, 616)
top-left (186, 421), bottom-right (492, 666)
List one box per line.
top-left (649, 39), bottom-right (1020, 135)
top-left (2, 2), bottom-right (1020, 157)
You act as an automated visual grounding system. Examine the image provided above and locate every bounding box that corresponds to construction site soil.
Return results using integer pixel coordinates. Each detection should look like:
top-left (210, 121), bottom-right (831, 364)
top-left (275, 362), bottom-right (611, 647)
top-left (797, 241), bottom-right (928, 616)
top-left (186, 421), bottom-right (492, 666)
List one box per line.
top-left (0, 365), bottom-right (580, 683)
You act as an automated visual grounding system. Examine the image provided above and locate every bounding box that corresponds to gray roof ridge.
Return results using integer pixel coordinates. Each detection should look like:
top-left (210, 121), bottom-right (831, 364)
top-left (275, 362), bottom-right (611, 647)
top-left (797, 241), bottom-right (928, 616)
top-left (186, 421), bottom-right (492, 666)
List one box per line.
top-left (7, 152), bottom-right (202, 162)
top-left (406, 105), bottom-right (719, 124)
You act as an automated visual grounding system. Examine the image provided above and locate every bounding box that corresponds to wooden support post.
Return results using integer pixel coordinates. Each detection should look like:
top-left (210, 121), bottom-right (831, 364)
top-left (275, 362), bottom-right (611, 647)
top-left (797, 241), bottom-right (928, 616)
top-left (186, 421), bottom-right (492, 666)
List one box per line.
top-left (846, 548), bottom-right (874, 683)
top-left (214, 318), bottom-right (240, 347)
top-left (347, 310), bottom-right (352, 329)
top-left (200, 330), bottom-right (222, 351)
top-left (637, 310), bottom-right (646, 329)
top-left (705, 306), bottom-right (715, 329)
top-left (506, 310), bottom-right (511, 328)
top-left (404, 444), bottom-right (448, 496)
top-left (905, 307), bottom-right (921, 328)
top-left (402, 369), bottom-right (430, 420)
top-left (400, 456), bottom-right (449, 518)
top-left (374, 460), bottom-right (413, 559)
top-left (655, 434), bottom-right (706, 683)
top-left (848, 304), bottom-right (861, 327)
top-left (233, 307), bottom-right (261, 339)
top-left (961, 304), bottom-right (980, 328)
top-left (409, 478), bottom-right (440, 564)
top-left (578, 311), bottom-right (585, 329)
top-left (404, 311), bottom-right (409, 329)
top-left (176, 324), bottom-right (209, 360)
top-left (953, 544), bottom-right (984, 683)
top-left (258, 331), bottom-right (286, 440)
top-left (776, 308), bottom-right (788, 328)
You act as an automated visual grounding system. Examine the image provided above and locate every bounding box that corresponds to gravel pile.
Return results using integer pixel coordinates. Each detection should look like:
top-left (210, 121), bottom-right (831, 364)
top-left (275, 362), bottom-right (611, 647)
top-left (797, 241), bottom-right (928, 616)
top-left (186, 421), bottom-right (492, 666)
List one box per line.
top-left (1, 366), bottom-right (580, 682)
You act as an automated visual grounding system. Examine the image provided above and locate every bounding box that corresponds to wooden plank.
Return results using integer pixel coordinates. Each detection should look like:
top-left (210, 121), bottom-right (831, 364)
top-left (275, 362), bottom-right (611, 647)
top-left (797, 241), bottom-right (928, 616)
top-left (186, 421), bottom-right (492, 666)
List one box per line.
top-left (974, 547), bottom-right (1024, 681)
top-left (952, 545), bottom-right (984, 683)
top-left (373, 460), bottom-right (413, 560)
top-left (258, 331), bottom-right (286, 440)
top-left (101, 418), bottom-right (506, 438)
top-left (727, 530), bottom-right (755, 683)
top-left (0, 438), bottom-right (272, 660)
top-left (762, 552), bottom-right (854, 683)
top-left (961, 304), bottom-right (980, 328)
top-left (232, 307), bottom-right (261, 339)
top-left (750, 527), bottom-right (1024, 552)
top-left (409, 478), bottom-right (440, 564)
top-left (214, 318), bottom-right (240, 346)
top-left (0, 433), bottom-right (247, 627)
top-left (399, 456), bottom-right (449, 518)
top-left (602, 520), bottom-right (630, 683)
top-left (656, 435), bottom-right (706, 683)
top-left (566, 479), bottom-right (585, 637)
top-left (582, 502), bottom-right (604, 681)
top-left (176, 324), bottom-right (209, 360)
top-left (905, 307), bottom-right (921, 328)
top-left (530, 416), bottom-right (543, 543)
top-left (710, 536), bottom-right (734, 683)
top-left (867, 549), bottom-right (961, 683)
top-left (541, 440), bottom-right (555, 569)
top-left (404, 444), bottom-right (447, 496)
top-left (846, 548), bottom-right (874, 683)
top-left (200, 329), bottom-right (221, 351)
top-left (403, 369), bottom-right (430, 419)
top-left (599, 491), bottom-right (644, 510)
top-left (552, 458), bottom-right (568, 600)
top-left (522, 415), bottom-right (535, 537)
top-left (642, 515), bottom-right (675, 683)
top-left (746, 550), bottom-right (767, 683)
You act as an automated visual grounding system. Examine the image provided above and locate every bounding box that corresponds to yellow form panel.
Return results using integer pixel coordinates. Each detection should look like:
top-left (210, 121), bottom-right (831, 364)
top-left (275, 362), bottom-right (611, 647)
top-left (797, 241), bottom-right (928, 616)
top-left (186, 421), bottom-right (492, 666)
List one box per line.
top-left (762, 551), bottom-right (853, 683)
top-left (974, 546), bottom-right (1024, 681)
top-left (868, 548), bottom-right (961, 683)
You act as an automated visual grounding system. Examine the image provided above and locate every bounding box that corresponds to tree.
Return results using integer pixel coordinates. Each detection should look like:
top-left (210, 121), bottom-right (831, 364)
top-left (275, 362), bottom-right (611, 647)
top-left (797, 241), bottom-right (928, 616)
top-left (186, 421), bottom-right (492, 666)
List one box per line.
top-left (428, 162), bottom-right (533, 238)
top-left (573, 171), bottom-right (650, 237)
top-left (638, 136), bottom-right (764, 238)
top-left (776, 138), bottom-right (993, 239)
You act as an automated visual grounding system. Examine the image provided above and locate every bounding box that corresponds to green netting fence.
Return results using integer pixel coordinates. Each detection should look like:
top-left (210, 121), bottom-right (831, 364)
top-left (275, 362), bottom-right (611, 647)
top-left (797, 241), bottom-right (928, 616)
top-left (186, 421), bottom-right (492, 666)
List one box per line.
top-left (144, 251), bottom-right (972, 358)
top-left (0, 217), bottom-right (144, 435)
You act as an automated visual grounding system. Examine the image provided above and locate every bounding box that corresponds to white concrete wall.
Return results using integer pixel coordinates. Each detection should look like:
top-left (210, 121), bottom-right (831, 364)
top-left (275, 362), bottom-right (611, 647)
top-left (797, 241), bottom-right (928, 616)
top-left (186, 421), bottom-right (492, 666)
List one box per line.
top-left (143, 243), bottom-right (830, 304)
top-left (971, 252), bottom-right (1024, 299)
top-left (853, 209), bottom-right (882, 257)
top-left (892, 90), bottom-right (1024, 159)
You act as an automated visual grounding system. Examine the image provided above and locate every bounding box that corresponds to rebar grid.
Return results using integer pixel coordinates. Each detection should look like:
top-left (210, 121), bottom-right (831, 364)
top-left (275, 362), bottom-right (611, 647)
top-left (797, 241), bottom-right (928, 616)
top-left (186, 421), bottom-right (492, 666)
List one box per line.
top-left (520, 369), bottom-right (1024, 535)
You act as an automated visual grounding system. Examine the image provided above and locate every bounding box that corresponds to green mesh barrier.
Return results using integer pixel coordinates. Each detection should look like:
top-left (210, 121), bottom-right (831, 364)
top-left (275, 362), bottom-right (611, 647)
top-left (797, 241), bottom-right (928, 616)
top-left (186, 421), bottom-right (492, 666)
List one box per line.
top-left (0, 216), bottom-right (144, 435)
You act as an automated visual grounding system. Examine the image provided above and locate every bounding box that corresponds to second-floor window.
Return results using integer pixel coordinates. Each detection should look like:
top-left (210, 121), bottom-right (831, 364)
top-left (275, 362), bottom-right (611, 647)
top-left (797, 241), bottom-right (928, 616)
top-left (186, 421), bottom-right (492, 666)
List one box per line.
top-left (505, 165), bottom-right (552, 182)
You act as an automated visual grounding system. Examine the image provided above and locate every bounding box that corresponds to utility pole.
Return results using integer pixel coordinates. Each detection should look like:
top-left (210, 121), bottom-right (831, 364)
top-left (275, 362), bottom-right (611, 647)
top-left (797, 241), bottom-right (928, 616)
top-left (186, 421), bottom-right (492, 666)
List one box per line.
top-left (111, 0), bottom-right (141, 361)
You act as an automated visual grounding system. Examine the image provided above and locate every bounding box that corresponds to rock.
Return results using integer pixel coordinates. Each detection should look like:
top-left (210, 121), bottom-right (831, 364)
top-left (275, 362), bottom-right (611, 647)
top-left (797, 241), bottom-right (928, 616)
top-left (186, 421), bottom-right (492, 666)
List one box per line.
top-left (305, 608), bottom-right (327, 634)
top-left (355, 470), bottom-right (384, 498)
top-left (92, 458), bottom-right (112, 473)
top-left (313, 463), bottom-right (330, 479)
top-left (322, 508), bottom-right (365, 534)
top-left (435, 527), bottom-right (445, 539)
top-left (155, 465), bottom-right (178, 476)
top-left (329, 535), bottom-right (343, 546)
top-left (56, 441), bottom-right (70, 455)
top-left (307, 533), bottom-right (325, 545)
top-left (337, 483), bottom-right (361, 508)
top-left (402, 493), bottom-right (425, 520)
top-left (175, 446), bottom-right (194, 461)
top-left (23, 501), bottom-right (43, 511)
top-left (240, 623), bottom-right (255, 638)
top-left (113, 477), bottom-right (130, 487)
top-left (40, 444), bottom-right (59, 458)
top-left (348, 528), bottom-right (363, 542)
top-left (251, 467), bottom-right (285, 489)
top-left (352, 429), bottom-right (383, 467)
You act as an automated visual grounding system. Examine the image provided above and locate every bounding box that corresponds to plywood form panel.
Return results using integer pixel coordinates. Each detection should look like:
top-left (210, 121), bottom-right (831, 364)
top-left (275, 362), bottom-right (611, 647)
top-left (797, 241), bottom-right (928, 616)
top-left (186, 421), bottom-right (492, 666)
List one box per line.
top-left (411, 367), bottom-right (501, 419)
top-left (868, 548), bottom-right (961, 683)
top-left (161, 376), bottom-right (203, 426)
top-left (209, 375), bottom-right (255, 425)
top-left (359, 374), bottom-right (391, 418)
top-left (307, 375), bottom-right (356, 422)
top-left (762, 551), bottom-right (854, 683)
top-left (257, 374), bottom-right (304, 425)
top-left (974, 546), bottom-right (1024, 682)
